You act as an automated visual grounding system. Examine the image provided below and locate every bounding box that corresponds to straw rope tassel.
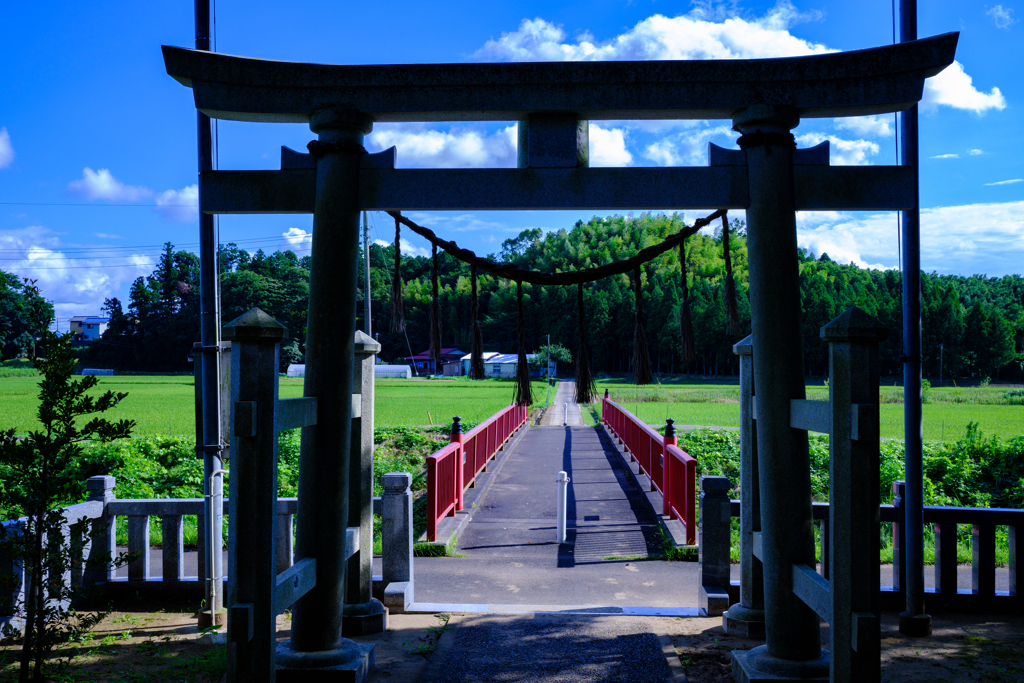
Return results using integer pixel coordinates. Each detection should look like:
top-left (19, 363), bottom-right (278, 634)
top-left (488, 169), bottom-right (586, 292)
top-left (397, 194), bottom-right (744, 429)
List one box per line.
top-left (722, 214), bottom-right (740, 335)
top-left (574, 282), bottom-right (597, 404)
top-left (390, 216), bottom-right (405, 333)
top-left (470, 265), bottom-right (485, 380)
top-left (514, 281), bottom-right (532, 406)
top-left (429, 243), bottom-right (442, 373)
top-left (631, 266), bottom-right (654, 385)
top-left (679, 239), bottom-right (696, 363)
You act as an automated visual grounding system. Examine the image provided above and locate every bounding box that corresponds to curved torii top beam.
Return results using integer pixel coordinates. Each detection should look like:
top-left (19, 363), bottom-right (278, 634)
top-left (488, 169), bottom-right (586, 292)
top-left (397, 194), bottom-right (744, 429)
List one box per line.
top-left (162, 33), bottom-right (957, 124)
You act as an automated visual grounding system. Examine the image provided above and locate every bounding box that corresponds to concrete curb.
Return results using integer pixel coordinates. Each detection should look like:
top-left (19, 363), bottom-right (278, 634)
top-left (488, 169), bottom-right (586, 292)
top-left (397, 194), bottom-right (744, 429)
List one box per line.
top-left (417, 422), bottom-right (531, 550)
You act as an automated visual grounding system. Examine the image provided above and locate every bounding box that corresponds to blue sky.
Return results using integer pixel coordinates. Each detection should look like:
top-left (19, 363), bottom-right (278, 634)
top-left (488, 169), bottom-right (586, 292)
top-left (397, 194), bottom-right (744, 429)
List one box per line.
top-left (1, 0), bottom-right (1020, 328)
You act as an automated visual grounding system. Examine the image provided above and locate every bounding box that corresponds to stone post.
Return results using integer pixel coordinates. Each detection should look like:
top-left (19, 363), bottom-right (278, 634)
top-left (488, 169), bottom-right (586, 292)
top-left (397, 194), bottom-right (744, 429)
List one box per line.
top-left (698, 476), bottom-right (732, 617)
top-left (822, 307), bottom-right (887, 682)
top-left (84, 475), bottom-right (117, 586)
top-left (222, 308), bottom-right (286, 683)
top-left (288, 107), bottom-right (372, 665)
top-left (342, 331), bottom-right (386, 636)
top-left (891, 481), bottom-right (906, 597)
top-left (724, 336), bottom-right (765, 638)
top-left (381, 473), bottom-right (414, 613)
top-left (730, 104), bottom-right (827, 681)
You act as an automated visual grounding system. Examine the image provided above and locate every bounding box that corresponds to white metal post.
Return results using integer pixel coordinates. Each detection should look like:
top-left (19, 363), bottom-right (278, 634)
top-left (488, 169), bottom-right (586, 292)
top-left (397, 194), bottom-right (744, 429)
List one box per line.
top-left (556, 471), bottom-right (570, 543)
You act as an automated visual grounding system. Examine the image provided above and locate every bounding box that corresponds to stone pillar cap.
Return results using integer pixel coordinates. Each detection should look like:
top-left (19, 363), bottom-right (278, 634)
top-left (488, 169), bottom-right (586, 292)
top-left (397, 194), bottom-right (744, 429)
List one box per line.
top-left (222, 307), bottom-right (288, 342)
top-left (700, 475), bottom-right (732, 493)
top-left (87, 475), bottom-right (115, 490)
top-left (354, 330), bottom-right (381, 355)
top-left (820, 306), bottom-right (889, 343)
top-left (382, 472), bottom-right (412, 490)
top-left (732, 334), bottom-right (753, 356)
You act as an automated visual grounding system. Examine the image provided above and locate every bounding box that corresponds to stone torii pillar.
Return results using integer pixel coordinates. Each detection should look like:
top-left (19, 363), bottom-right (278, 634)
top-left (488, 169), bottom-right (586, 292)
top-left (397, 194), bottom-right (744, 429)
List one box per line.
top-left (731, 104), bottom-right (828, 681)
top-left (276, 108), bottom-right (374, 678)
top-left (342, 331), bottom-right (386, 635)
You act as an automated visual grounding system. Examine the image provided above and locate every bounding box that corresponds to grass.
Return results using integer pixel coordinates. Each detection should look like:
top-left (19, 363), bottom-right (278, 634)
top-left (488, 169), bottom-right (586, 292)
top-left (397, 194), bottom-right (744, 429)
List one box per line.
top-left (0, 375), bottom-right (548, 436)
top-left (600, 379), bottom-right (1024, 442)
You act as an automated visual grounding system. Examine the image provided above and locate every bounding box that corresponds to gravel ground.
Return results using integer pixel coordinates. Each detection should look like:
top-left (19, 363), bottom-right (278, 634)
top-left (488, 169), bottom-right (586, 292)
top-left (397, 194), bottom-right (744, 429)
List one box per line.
top-left (419, 613), bottom-right (673, 683)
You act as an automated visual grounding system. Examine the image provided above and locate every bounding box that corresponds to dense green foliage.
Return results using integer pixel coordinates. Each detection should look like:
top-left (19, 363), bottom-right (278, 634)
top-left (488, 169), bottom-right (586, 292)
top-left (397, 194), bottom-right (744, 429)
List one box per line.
top-left (0, 273), bottom-right (52, 362)
top-left (70, 215), bottom-right (1022, 381)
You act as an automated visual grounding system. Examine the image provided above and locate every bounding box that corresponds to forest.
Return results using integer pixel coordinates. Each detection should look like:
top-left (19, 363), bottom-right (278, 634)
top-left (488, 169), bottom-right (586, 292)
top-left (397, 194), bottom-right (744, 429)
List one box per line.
top-left (59, 212), bottom-right (1023, 381)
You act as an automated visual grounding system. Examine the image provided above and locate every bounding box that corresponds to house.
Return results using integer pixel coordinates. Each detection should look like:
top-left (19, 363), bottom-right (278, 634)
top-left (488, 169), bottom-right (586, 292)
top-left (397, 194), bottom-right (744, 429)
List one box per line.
top-left (69, 315), bottom-right (109, 342)
top-left (400, 348), bottom-right (465, 373)
top-left (463, 352), bottom-right (538, 379)
top-left (461, 352), bottom-right (554, 378)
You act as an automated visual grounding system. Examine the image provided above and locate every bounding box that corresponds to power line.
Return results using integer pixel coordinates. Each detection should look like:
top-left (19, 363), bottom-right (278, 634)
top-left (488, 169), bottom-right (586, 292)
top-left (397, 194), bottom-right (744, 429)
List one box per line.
top-left (0, 233), bottom-right (307, 254)
top-left (0, 201), bottom-right (198, 208)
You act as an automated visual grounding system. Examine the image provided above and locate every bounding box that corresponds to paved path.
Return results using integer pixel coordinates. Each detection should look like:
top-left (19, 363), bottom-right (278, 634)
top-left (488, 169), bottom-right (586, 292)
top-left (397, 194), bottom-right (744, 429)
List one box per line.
top-left (410, 424), bottom-right (712, 609)
top-left (539, 379), bottom-right (585, 425)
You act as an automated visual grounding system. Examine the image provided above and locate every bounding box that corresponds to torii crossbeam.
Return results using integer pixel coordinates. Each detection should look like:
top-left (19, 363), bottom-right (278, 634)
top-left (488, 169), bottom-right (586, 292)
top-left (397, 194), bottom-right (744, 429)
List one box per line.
top-left (163, 33), bottom-right (957, 683)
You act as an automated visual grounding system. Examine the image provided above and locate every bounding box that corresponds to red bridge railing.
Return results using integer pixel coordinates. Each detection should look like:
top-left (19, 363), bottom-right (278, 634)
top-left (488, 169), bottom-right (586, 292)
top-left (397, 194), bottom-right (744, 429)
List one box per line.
top-left (426, 404), bottom-right (529, 541)
top-left (601, 396), bottom-right (698, 545)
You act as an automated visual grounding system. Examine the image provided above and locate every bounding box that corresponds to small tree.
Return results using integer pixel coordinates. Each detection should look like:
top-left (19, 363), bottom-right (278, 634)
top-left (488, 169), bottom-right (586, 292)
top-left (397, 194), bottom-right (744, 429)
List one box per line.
top-left (528, 343), bottom-right (573, 375)
top-left (0, 281), bottom-right (134, 681)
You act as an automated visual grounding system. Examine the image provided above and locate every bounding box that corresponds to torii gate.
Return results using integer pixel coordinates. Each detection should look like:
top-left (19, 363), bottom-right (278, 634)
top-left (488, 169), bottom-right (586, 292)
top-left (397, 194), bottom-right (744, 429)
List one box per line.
top-left (163, 33), bottom-right (957, 683)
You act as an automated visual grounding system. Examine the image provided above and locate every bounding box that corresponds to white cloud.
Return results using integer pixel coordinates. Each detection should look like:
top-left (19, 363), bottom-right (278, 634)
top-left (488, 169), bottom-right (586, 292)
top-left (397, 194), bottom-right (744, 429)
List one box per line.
top-left (642, 125), bottom-right (736, 166)
top-left (282, 227), bottom-right (313, 254)
top-left (93, 233), bottom-right (122, 239)
top-left (987, 5), bottom-right (1017, 28)
top-left (368, 124), bottom-right (517, 168)
top-left (155, 184), bottom-right (198, 222)
top-left (473, 5), bottom-right (831, 62)
top-left (0, 225), bottom-right (153, 329)
top-left (373, 237), bottom-right (429, 258)
top-left (0, 127), bottom-right (13, 169)
top-left (922, 61), bottom-right (1006, 114)
top-left (795, 201), bottom-right (1024, 276)
top-left (834, 115), bottom-right (892, 138)
top-left (589, 124), bottom-right (632, 166)
top-left (796, 133), bottom-right (879, 165)
top-left (474, 9), bottom-right (1002, 121)
top-left (67, 168), bottom-right (153, 202)
top-left (985, 178), bottom-right (1023, 186)
top-left (931, 153), bottom-right (959, 159)
top-left (969, 149), bottom-right (984, 155)
top-left (405, 212), bottom-right (519, 237)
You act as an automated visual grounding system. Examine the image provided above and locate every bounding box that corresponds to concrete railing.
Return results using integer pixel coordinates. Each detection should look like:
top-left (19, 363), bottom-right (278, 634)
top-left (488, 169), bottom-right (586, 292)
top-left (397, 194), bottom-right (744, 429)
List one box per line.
top-left (0, 474), bottom-right (422, 617)
top-left (697, 488), bottom-right (1021, 618)
top-left (706, 307), bottom-right (1019, 677)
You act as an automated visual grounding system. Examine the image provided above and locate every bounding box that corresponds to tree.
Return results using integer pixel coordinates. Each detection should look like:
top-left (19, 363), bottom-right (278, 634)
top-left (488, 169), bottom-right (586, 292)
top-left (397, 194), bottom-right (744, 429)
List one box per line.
top-left (528, 343), bottom-right (573, 374)
top-left (964, 301), bottom-right (1018, 379)
top-left (0, 283), bottom-right (134, 681)
top-left (0, 271), bottom-right (52, 361)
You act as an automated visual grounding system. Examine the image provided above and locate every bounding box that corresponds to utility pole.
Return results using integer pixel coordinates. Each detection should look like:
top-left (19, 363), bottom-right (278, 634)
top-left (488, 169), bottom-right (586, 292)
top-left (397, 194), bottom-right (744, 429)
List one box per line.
top-left (194, 0), bottom-right (224, 628)
top-left (899, 0), bottom-right (931, 636)
top-left (363, 211), bottom-right (372, 337)
top-left (547, 333), bottom-right (551, 381)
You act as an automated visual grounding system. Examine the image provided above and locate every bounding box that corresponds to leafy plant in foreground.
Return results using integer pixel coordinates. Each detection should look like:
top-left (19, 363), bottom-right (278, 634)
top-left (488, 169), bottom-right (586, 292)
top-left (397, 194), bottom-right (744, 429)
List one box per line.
top-left (0, 282), bottom-right (135, 682)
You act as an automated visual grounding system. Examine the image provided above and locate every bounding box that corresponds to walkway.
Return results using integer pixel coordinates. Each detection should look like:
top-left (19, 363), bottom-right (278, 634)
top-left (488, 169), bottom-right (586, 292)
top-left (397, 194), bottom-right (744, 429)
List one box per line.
top-left (411, 394), bottom-right (712, 609)
top-left (538, 379), bottom-right (585, 425)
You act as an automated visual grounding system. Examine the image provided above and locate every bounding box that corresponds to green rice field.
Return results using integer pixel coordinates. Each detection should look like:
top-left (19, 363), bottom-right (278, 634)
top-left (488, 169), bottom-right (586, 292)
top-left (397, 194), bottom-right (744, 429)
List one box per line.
top-left (595, 379), bottom-right (1024, 442)
top-left (0, 375), bottom-right (549, 435)
top-left (1, 372), bottom-right (1018, 442)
